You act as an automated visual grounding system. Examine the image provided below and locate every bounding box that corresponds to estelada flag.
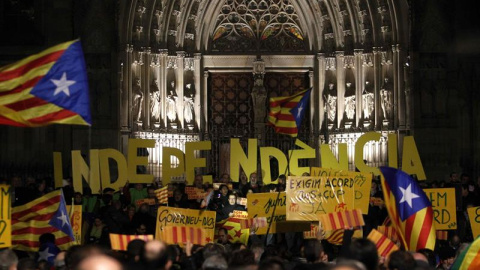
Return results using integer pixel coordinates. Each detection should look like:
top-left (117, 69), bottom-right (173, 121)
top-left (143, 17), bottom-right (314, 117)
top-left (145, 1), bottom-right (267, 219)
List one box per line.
top-left (367, 229), bottom-right (399, 257)
top-left (0, 40), bottom-right (91, 126)
top-left (267, 88), bottom-right (312, 137)
top-left (109, 234), bottom-right (154, 251)
top-left (12, 190), bottom-right (75, 251)
top-left (380, 167), bottom-right (436, 251)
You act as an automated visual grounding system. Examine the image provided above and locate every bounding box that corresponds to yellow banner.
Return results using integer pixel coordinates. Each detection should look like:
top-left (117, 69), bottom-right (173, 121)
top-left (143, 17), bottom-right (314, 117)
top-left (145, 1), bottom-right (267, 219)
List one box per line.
top-left (0, 185), bottom-right (11, 248)
top-left (286, 176), bottom-right (355, 221)
top-left (156, 206), bottom-right (216, 245)
top-left (424, 188), bottom-right (457, 230)
top-left (247, 192), bottom-right (310, 234)
top-left (311, 167), bottom-right (372, 214)
top-left (467, 206), bottom-right (480, 238)
top-left (66, 205), bottom-right (82, 245)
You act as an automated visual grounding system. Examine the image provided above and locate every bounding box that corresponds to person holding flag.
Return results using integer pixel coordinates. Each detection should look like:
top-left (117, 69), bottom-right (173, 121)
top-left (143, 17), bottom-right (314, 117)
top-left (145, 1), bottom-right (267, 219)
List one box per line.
top-left (379, 167), bottom-right (436, 251)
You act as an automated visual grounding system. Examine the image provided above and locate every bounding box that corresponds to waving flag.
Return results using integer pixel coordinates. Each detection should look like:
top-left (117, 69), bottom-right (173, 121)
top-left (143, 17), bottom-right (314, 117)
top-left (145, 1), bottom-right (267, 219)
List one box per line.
top-left (267, 88), bottom-right (312, 137)
top-left (451, 236), bottom-right (480, 270)
top-left (12, 190), bottom-right (75, 251)
top-left (110, 234), bottom-right (154, 251)
top-left (155, 186), bottom-right (169, 205)
top-left (0, 40), bottom-right (91, 127)
top-left (367, 229), bottom-right (399, 257)
top-left (380, 167), bottom-right (435, 251)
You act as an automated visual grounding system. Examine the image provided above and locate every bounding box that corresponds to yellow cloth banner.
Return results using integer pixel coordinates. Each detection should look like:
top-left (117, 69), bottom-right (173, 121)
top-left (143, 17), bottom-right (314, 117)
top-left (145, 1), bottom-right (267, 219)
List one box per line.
top-left (66, 205), bottom-right (82, 245)
top-left (0, 185), bottom-right (11, 248)
top-left (156, 206), bottom-right (216, 246)
top-left (247, 192), bottom-right (310, 234)
top-left (286, 176), bottom-right (355, 221)
top-left (424, 188), bottom-right (457, 230)
top-left (311, 167), bottom-right (372, 214)
top-left (467, 206), bottom-right (480, 238)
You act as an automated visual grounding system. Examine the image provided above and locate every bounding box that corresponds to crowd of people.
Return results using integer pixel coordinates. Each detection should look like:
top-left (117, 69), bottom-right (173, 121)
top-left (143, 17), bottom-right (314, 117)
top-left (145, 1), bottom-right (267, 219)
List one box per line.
top-left (0, 170), bottom-right (479, 270)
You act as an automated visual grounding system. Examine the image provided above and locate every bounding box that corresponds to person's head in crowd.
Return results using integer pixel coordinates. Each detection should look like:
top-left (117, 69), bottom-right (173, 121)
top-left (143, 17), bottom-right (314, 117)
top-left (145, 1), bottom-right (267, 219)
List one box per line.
top-left (135, 183), bottom-right (144, 191)
top-left (0, 248), bottom-right (18, 270)
top-left (230, 243), bottom-right (246, 253)
top-left (65, 245), bottom-right (106, 270)
top-left (278, 175), bottom-right (286, 185)
top-left (74, 192), bottom-right (83, 205)
top-left (461, 184), bottom-right (470, 197)
top-left (456, 243), bottom-right (470, 257)
top-left (228, 249), bottom-right (256, 269)
top-left (329, 260), bottom-right (367, 270)
top-left (143, 240), bottom-right (167, 262)
top-left (416, 248), bottom-right (436, 268)
top-left (438, 246), bottom-right (456, 269)
top-left (113, 199), bottom-right (122, 211)
top-left (217, 227), bottom-right (230, 245)
top-left (410, 252), bottom-right (430, 269)
top-left (93, 217), bottom-right (104, 228)
top-left (36, 178), bottom-right (46, 193)
top-left (450, 172), bottom-right (459, 183)
top-left (303, 239), bottom-right (327, 263)
top-left (251, 242), bottom-right (265, 264)
top-left (461, 173), bottom-right (470, 184)
top-left (371, 181), bottom-right (378, 195)
top-left (83, 187), bottom-right (92, 197)
top-left (220, 173), bottom-right (231, 184)
top-left (386, 250), bottom-right (416, 270)
top-left (136, 223), bottom-right (147, 235)
top-left (127, 205), bottom-right (136, 219)
top-left (228, 193), bottom-right (237, 206)
top-left (449, 234), bottom-right (461, 249)
top-left (239, 172), bottom-right (248, 185)
top-left (101, 194), bottom-right (113, 206)
top-left (194, 175), bottom-right (204, 189)
top-left (260, 245), bottom-right (279, 261)
top-left (302, 172), bottom-right (310, 176)
top-left (249, 173), bottom-right (258, 186)
top-left (127, 239), bottom-right (145, 262)
top-left (74, 255), bottom-right (122, 270)
top-left (219, 185), bottom-right (229, 197)
top-left (173, 189), bottom-right (184, 202)
top-left (203, 243), bottom-right (226, 259)
top-left (103, 188), bottom-right (115, 196)
top-left (37, 260), bottom-right (50, 270)
top-left (17, 257), bottom-right (36, 270)
top-left (342, 238), bottom-right (378, 270)
top-left (258, 257), bottom-right (285, 270)
top-left (147, 186), bottom-right (156, 199)
top-left (54, 251), bottom-right (67, 270)
top-left (138, 203), bottom-right (150, 214)
top-left (202, 254), bottom-right (228, 270)
top-left (39, 232), bottom-right (56, 245)
top-left (167, 245), bottom-right (181, 264)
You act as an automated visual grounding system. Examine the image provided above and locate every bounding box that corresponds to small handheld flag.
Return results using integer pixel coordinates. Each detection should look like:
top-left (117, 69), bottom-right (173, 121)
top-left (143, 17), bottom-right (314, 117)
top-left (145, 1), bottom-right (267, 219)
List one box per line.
top-left (380, 167), bottom-right (436, 251)
top-left (267, 88), bottom-right (312, 137)
top-left (0, 40), bottom-right (91, 127)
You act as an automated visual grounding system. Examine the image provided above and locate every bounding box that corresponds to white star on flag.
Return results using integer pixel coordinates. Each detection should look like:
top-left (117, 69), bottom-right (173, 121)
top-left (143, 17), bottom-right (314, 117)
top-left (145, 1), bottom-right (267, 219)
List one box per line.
top-left (51, 72), bottom-right (76, 96)
top-left (38, 247), bottom-right (54, 261)
top-left (399, 184), bottom-right (420, 208)
top-left (297, 104), bottom-right (304, 118)
top-left (57, 211), bottom-right (69, 227)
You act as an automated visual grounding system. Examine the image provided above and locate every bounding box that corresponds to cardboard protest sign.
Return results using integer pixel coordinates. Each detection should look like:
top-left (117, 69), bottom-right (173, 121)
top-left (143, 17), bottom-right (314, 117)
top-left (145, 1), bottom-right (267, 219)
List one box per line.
top-left (233, 210), bottom-right (248, 219)
top-left (185, 186), bottom-right (206, 200)
top-left (156, 206), bottom-right (215, 246)
top-left (135, 198), bottom-right (156, 207)
top-left (0, 185), bottom-right (11, 248)
top-left (286, 176), bottom-right (355, 221)
top-left (424, 188), bottom-right (457, 230)
top-left (311, 167), bottom-right (372, 214)
top-left (467, 206), bottom-right (480, 238)
top-left (247, 192), bottom-right (310, 234)
top-left (303, 222), bottom-right (322, 239)
top-left (66, 205), bottom-right (82, 245)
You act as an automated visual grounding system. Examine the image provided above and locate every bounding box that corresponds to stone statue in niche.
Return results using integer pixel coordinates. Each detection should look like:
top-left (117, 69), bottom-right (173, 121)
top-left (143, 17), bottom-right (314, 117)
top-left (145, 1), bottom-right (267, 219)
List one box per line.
top-left (166, 81), bottom-right (177, 122)
top-left (362, 80), bottom-right (375, 120)
top-left (251, 74), bottom-right (267, 123)
top-left (380, 77), bottom-right (393, 120)
top-left (150, 79), bottom-right (161, 122)
top-left (184, 83), bottom-right (194, 124)
top-left (323, 82), bottom-right (337, 123)
top-left (344, 82), bottom-right (355, 120)
top-left (132, 77), bottom-right (143, 122)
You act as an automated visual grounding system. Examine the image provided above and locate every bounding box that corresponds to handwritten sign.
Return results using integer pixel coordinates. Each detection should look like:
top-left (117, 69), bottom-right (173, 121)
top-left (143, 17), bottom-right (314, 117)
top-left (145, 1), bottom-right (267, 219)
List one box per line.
top-left (156, 206), bottom-right (216, 245)
top-left (185, 186), bottom-right (206, 200)
top-left (213, 183), bottom-right (233, 190)
top-left (233, 210), bottom-right (249, 219)
top-left (135, 198), bottom-right (157, 207)
top-left (286, 176), bottom-right (355, 221)
top-left (467, 206), bottom-right (480, 238)
top-left (66, 205), bottom-right (82, 245)
top-left (311, 167), bottom-right (372, 214)
top-left (247, 192), bottom-right (310, 234)
top-left (424, 188), bottom-right (457, 230)
top-left (0, 185), bottom-right (11, 248)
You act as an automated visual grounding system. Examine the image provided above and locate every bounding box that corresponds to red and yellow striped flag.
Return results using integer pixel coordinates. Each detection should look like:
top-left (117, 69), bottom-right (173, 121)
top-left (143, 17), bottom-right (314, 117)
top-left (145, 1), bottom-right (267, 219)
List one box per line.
top-left (451, 236), bottom-right (480, 270)
top-left (109, 234), bottom-right (153, 251)
top-left (0, 40), bottom-right (91, 127)
top-left (436, 230), bottom-right (448, 241)
top-left (158, 226), bottom-right (208, 246)
top-left (377, 226), bottom-right (399, 242)
top-left (318, 209), bottom-right (365, 231)
top-left (304, 223), bottom-right (322, 239)
top-left (155, 186), bottom-right (168, 204)
top-left (239, 217), bottom-right (268, 229)
top-left (367, 229), bottom-right (399, 257)
top-left (324, 229), bottom-right (344, 245)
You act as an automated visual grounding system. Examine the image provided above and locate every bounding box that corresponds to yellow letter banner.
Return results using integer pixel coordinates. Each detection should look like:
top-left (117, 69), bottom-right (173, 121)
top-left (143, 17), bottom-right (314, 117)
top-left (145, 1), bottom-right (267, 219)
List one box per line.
top-left (110, 234), bottom-right (154, 251)
top-left (286, 176), bottom-right (355, 221)
top-left (467, 206), bottom-right (480, 238)
top-left (156, 206), bottom-right (216, 246)
top-left (247, 192), bottom-right (310, 234)
top-left (311, 167), bottom-right (372, 214)
top-left (424, 188), bottom-right (457, 230)
top-left (0, 185), bottom-right (11, 248)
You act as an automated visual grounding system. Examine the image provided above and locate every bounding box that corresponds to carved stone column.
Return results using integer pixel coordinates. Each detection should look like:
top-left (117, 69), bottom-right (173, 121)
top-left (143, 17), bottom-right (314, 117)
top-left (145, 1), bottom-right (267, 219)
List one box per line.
top-left (252, 58), bottom-right (267, 141)
top-left (392, 44), bottom-right (400, 128)
top-left (309, 71), bottom-right (315, 132)
top-left (194, 53), bottom-right (202, 131)
top-left (121, 44), bottom-right (133, 131)
top-left (144, 47), bottom-right (151, 129)
top-left (317, 53), bottom-right (326, 132)
top-left (159, 49), bottom-right (168, 128)
top-left (203, 71), bottom-right (209, 132)
top-left (336, 51), bottom-right (345, 129)
top-left (404, 59), bottom-right (411, 129)
top-left (373, 47), bottom-right (381, 129)
top-left (354, 49), bottom-right (363, 127)
top-left (176, 51), bottom-right (185, 129)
